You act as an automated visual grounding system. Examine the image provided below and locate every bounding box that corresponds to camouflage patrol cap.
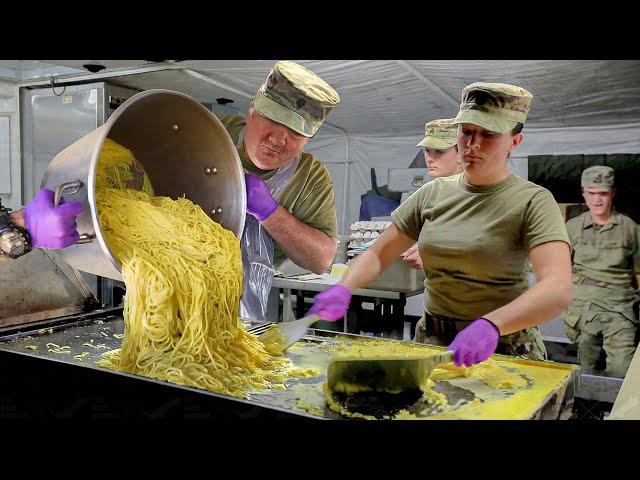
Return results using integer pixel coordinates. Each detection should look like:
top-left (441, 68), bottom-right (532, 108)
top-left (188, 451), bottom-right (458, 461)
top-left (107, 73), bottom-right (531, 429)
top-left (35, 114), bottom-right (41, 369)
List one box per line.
top-left (253, 61), bottom-right (340, 138)
top-left (416, 118), bottom-right (458, 149)
top-left (452, 82), bottom-right (533, 134)
top-left (582, 165), bottom-right (615, 191)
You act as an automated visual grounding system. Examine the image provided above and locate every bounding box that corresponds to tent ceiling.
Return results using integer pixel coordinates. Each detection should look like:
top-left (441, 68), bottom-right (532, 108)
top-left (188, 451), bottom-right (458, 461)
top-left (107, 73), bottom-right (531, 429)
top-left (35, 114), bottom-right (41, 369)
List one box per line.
top-left (7, 60), bottom-right (640, 136)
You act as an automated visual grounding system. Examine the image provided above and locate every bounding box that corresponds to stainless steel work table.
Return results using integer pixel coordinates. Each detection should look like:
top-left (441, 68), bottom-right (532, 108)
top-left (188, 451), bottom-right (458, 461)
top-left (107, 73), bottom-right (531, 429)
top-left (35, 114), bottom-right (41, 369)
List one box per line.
top-left (272, 274), bottom-right (423, 337)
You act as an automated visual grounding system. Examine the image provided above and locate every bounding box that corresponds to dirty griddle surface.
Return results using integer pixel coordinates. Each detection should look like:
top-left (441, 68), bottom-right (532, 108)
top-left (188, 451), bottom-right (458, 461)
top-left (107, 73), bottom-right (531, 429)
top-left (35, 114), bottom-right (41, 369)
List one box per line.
top-left (0, 316), bottom-right (576, 419)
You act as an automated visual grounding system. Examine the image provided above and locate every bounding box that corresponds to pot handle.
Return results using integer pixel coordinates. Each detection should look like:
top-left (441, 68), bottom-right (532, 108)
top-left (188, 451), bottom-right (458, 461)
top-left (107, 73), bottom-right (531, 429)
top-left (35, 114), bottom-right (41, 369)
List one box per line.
top-left (54, 180), bottom-right (94, 244)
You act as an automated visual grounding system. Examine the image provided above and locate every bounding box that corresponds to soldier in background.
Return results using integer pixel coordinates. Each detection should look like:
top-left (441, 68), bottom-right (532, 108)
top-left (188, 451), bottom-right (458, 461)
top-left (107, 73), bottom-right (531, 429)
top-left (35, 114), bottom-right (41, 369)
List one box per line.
top-left (563, 166), bottom-right (640, 377)
top-left (402, 118), bottom-right (462, 270)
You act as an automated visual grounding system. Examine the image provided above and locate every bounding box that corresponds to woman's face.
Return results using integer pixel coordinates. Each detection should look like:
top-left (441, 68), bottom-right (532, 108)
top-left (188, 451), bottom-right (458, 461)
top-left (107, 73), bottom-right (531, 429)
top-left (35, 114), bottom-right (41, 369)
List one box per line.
top-left (423, 146), bottom-right (460, 178)
top-left (457, 124), bottom-right (523, 182)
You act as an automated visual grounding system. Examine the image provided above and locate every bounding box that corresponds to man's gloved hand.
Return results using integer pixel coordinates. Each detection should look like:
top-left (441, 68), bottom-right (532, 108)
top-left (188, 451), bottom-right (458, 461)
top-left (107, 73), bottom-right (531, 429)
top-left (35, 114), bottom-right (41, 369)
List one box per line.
top-left (448, 317), bottom-right (500, 367)
top-left (23, 188), bottom-right (84, 249)
top-left (245, 172), bottom-right (278, 221)
top-left (307, 284), bottom-right (352, 322)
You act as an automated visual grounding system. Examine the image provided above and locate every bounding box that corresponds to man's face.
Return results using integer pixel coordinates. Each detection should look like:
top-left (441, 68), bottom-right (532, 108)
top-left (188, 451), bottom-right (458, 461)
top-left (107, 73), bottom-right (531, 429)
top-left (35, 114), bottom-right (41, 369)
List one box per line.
top-left (423, 146), bottom-right (459, 178)
top-left (583, 187), bottom-right (615, 216)
top-left (243, 106), bottom-right (309, 170)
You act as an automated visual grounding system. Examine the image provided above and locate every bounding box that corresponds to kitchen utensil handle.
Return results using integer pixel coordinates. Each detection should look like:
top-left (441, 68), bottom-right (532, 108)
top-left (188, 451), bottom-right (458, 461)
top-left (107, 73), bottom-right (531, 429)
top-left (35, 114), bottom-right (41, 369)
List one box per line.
top-left (303, 314), bottom-right (322, 327)
top-left (54, 180), bottom-right (94, 244)
top-left (54, 180), bottom-right (83, 206)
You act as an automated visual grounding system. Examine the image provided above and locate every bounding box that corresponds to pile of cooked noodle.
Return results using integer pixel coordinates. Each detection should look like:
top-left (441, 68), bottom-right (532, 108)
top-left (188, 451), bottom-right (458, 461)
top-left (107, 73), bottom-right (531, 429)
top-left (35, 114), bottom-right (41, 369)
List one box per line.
top-left (95, 139), bottom-right (305, 398)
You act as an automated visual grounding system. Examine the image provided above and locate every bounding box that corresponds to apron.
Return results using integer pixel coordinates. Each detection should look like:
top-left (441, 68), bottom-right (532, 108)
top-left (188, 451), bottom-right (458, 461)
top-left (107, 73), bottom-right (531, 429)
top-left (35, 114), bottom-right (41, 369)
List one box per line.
top-left (237, 128), bottom-right (300, 322)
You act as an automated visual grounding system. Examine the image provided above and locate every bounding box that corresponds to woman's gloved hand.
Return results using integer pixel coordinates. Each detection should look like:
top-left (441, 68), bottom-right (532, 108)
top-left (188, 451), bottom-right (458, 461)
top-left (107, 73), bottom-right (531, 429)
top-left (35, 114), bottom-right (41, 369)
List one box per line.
top-left (307, 284), bottom-right (352, 322)
top-left (23, 188), bottom-right (84, 249)
top-left (245, 172), bottom-right (278, 221)
top-left (448, 317), bottom-right (500, 367)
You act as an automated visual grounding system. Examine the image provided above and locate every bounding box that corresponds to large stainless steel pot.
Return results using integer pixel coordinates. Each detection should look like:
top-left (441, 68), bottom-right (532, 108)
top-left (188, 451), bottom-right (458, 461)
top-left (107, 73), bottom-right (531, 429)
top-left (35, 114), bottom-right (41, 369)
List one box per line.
top-left (40, 89), bottom-right (246, 281)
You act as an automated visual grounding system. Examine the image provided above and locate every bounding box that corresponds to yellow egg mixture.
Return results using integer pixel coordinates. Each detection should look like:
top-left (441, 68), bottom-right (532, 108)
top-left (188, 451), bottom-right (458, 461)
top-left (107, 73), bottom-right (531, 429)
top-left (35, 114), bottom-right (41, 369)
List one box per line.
top-left (283, 337), bottom-right (575, 420)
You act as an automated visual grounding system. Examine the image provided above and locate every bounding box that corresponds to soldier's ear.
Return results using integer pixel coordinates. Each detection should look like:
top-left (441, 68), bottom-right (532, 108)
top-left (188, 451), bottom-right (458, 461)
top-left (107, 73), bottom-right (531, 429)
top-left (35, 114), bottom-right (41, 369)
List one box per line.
top-left (509, 132), bottom-right (524, 152)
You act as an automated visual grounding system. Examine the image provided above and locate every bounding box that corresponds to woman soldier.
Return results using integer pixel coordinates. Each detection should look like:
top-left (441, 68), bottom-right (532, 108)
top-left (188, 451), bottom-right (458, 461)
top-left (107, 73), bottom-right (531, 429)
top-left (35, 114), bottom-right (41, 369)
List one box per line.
top-left (308, 82), bottom-right (573, 367)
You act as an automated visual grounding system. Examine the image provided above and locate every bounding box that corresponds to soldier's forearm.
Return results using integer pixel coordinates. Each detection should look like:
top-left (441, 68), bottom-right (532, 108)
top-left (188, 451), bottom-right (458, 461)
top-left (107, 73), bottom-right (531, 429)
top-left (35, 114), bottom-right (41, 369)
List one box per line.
top-left (261, 206), bottom-right (337, 274)
top-left (9, 209), bottom-right (26, 229)
top-left (0, 210), bottom-right (25, 262)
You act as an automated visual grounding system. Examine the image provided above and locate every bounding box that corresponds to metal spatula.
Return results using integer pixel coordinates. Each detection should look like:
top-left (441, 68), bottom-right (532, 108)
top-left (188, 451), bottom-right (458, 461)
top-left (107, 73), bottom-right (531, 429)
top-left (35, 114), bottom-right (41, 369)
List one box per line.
top-left (327, 350), bottom-right (455, 393)
top-left (259, 314), bottom-right (322, 352)
top-left (275, 314), bottom-right (323, 351)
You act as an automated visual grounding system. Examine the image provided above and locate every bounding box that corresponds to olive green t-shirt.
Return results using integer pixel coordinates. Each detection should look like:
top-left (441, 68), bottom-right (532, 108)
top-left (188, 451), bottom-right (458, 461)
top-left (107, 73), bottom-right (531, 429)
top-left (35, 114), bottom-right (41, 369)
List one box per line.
top-left (391, 173), bottom-right (570, 320)
top-left (216, 114), bottom-right (338, 268)
top-left (565, 211), bottom-right (640, 287)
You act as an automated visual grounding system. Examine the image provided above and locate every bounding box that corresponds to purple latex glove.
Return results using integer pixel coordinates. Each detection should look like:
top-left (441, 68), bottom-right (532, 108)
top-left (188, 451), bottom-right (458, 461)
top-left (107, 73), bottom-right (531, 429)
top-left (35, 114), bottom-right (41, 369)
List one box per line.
top-left (245, 172), bottom-right (279, 221)
top-left (23, 188), bottom-right (84, 249)
top-left (448, 317), bottom-right (500, 367)
top-left (307, 284), bottom-right (353, 322)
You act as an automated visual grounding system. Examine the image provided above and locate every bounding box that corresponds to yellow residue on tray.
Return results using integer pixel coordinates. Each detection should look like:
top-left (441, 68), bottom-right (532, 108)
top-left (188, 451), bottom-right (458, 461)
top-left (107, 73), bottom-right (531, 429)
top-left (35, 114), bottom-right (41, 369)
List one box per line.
top-left (427, 361), bottom-right (572, 420)
top-left (431, 358), bottom-right (527, 390)
top-left (288, 366), bottom-right (321, 378)
top-left (332, 338), bottom-right (443, 359)
top-left (313, 336), bottom-right (576, 420)
top-left (330, 338), bottom-right (527, 390)
top-left (74, 352), bottom-right (90, 361)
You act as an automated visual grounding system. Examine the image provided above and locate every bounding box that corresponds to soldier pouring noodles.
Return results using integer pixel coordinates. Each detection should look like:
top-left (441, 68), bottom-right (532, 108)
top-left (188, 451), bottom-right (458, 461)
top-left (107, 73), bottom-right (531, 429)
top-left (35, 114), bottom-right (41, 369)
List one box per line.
top-left (215, 61), bottom-right (341, 323)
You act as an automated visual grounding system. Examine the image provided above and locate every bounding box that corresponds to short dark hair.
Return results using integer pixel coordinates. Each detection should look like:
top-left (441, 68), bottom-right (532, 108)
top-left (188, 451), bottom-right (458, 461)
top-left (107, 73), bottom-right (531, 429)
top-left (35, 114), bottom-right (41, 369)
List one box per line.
top-left (511, 122), bottom-right (524, 135)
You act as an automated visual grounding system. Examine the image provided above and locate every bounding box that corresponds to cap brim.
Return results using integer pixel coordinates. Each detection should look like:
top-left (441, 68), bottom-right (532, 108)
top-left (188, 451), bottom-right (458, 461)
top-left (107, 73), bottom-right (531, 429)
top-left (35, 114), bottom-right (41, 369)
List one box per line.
top-left (253, 93), bottom-right (316, 138)
top-left (452, 110), bottom-right (517, 134)
top-left (416, 137), bottom-right (457, 149)
top-left (581, 183), bottom-right (613, 191)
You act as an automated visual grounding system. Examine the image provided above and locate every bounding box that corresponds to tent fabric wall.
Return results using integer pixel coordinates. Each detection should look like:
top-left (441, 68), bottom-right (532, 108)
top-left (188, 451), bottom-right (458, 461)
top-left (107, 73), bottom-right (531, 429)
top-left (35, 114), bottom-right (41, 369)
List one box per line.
top-left (309, 123), bottom-right (640, 235)
top-left (8, 60), bottom-right (640, 232)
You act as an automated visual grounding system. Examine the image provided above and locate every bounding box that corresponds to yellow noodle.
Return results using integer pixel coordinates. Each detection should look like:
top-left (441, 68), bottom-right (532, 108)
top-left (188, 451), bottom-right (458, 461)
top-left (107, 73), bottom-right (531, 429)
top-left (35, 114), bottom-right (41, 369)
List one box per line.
top-left (94, 139), bottom-right (297, 398)
top-left (258, 325), bottom-right (288, 355)
top-left (46, 343), bottom-right (71, 354)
